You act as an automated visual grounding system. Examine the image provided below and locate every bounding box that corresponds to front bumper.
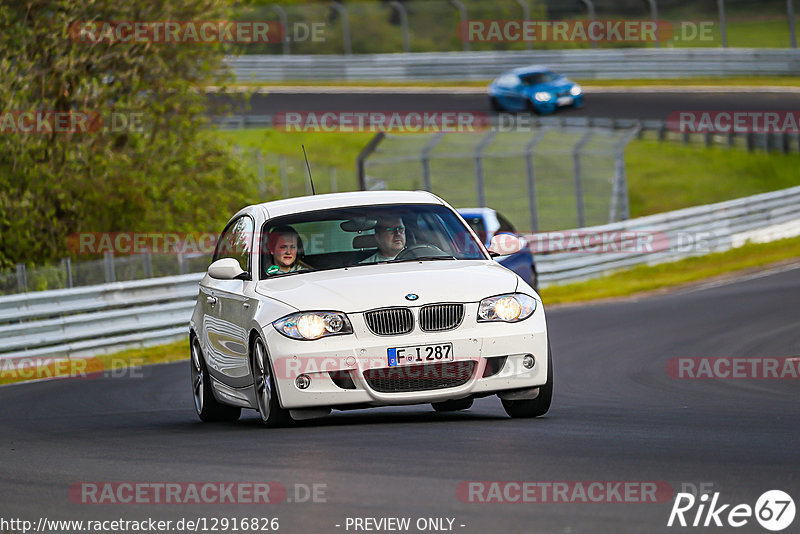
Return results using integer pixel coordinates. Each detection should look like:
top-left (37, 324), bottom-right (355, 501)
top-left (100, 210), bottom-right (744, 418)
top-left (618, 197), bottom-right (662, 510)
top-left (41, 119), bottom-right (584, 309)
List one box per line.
top-left (265, 301), bottom-right (548, 409)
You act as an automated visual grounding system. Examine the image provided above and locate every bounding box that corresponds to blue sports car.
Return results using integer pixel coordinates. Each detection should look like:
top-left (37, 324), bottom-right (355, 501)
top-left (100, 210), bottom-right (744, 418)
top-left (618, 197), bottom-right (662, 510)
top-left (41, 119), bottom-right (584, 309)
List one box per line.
top-left (458, 208), bottom-right (538, 291)
top-left (488, 65), bottom-right (583, 115)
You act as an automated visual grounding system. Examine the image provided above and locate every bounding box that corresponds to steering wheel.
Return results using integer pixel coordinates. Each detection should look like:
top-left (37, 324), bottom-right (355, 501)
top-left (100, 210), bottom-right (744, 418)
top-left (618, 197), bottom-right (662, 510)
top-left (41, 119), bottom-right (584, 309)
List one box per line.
top-left (394, 244), bottom-right (448, 261)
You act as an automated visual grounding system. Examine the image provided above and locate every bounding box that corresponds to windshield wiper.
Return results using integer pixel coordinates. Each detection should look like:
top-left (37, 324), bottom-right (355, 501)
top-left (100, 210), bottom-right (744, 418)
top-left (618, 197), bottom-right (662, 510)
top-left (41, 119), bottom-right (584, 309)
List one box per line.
top-left (390, 255), bottom-right (457, 263)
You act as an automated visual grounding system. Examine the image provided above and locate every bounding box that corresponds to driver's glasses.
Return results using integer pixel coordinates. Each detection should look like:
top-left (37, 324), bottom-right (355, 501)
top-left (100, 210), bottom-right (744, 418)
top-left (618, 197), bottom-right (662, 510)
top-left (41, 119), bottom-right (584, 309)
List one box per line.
top-left (378, 226), bottom-right (405, 234)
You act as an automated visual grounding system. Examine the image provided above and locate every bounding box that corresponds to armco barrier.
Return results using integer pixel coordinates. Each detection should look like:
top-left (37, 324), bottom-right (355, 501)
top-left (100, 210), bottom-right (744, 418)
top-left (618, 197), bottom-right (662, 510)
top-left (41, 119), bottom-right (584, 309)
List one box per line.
top-left (226, 49), bottom-right (800, 82)
top-left (0, 273), bottom-right (203, 363)
top-left (533, 185), bottom-right (800, 286)
top-left (2, 186), bottom-right (800, 362)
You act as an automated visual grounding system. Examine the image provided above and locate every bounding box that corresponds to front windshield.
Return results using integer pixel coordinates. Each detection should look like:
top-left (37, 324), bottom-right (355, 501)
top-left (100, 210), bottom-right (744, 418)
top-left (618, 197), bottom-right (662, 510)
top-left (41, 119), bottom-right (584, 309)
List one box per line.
top-left (260, 203), bottom-right (487, 278)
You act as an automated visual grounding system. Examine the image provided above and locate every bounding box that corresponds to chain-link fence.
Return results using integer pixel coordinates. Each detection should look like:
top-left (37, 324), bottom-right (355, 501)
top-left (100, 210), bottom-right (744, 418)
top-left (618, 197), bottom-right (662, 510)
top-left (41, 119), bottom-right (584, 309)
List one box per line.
top-left (359, 126), bottom-right (638, 233)
top-left (0, 253), bottom-right (213, 296)
top-left (231, 0), bottom-right (799, 54)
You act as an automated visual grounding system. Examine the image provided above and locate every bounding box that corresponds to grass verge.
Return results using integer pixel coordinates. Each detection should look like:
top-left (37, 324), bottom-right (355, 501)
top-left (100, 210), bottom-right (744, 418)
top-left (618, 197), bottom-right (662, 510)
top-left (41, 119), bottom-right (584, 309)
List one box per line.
top-left (542, 235), bottom-right (800, 305)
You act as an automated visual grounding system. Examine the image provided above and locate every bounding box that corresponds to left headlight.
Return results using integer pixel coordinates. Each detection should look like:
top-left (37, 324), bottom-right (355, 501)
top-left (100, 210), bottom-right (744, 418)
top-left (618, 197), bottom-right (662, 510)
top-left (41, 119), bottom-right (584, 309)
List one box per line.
top-left (569, 84), bottom-right (582, 96)
top-left (534, 91), bottom-right (551, 102)
top-left (273, 311), bottom-right (353, 340)
top-left (477, 293), bottom-right (537, 323)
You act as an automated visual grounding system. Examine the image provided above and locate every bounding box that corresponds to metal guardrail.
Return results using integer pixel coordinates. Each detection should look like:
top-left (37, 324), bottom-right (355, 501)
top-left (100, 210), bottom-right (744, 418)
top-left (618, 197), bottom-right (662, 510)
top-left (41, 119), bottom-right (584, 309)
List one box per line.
top-left (534, 185), bottom-right (800, 286)
top-left (2, 186), bottom-right (799, 361)
top-left (226, 49), bottom-right (800, 81)
top-left (0, 273), bottom-right (202, 362)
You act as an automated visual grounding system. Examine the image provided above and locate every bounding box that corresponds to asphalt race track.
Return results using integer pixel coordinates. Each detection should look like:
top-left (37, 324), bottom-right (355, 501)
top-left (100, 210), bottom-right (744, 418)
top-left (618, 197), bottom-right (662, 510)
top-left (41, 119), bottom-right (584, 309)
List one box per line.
top-left (213, 89), bottom-right (800, 121)
top-left (2, 265), bottom-right (798, 534)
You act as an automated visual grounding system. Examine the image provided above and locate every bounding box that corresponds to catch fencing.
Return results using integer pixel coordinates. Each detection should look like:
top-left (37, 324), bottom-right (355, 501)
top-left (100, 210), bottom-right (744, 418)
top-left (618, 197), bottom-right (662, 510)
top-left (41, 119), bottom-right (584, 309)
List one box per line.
top-left (231, 0), bottom-right (799, 55)
top-left (357, 125), bottom-right (639, 232)
top-left (1, 186), bottom-right (799, 361)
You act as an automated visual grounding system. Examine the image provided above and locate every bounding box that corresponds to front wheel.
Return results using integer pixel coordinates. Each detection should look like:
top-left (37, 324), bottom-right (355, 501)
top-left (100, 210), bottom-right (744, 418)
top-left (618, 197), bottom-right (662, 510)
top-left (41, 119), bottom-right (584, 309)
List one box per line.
top-left (252, 337), bottom-right (293, 428)
top-left (501, 345), bottom-right (552, 418)
top-left (190, 337), bottom-right (241, 422)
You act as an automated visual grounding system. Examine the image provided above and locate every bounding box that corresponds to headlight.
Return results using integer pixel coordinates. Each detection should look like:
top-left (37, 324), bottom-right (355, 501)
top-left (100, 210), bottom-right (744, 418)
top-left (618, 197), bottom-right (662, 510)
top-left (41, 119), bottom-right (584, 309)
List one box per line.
top-left (477, 293), bottom-right (537, 323)
top-left (273, 311), bottom-right (353, 340)
top-left (534, 92), bottom-right (551, 102)
top-left (570, 84), bottom-right (582, 96)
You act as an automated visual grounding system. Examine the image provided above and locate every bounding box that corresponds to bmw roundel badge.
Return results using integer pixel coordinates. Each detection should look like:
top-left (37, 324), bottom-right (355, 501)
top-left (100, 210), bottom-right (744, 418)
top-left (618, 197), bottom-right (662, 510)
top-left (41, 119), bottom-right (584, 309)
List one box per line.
top-left (405, 293), bottom-right (419, 301)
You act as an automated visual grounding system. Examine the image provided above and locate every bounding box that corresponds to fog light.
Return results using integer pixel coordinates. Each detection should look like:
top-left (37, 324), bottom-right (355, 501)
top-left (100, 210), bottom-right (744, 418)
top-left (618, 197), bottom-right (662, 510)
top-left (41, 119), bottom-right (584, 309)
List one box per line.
top-left (296, 374), bottom-right (311, 389)
top-left (522, 354), bottom-right (535, 369)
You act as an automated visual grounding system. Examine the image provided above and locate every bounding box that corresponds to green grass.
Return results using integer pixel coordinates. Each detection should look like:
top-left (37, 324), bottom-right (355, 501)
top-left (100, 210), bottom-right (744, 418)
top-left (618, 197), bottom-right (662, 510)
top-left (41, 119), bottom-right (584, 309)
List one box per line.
top-left (626, 141), bottom-right (800, 217)
top-left (542, 235), bottom-right (800, 304)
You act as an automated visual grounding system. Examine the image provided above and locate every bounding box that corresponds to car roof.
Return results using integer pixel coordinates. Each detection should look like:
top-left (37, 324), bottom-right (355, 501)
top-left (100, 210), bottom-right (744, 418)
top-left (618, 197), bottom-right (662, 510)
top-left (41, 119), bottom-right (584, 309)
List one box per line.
top-left (457, 207), bottom-right (496, 217)
top-left (250, 190), bottom-right (445, 219)
top-left (508, 65), bottom-right (553, 75)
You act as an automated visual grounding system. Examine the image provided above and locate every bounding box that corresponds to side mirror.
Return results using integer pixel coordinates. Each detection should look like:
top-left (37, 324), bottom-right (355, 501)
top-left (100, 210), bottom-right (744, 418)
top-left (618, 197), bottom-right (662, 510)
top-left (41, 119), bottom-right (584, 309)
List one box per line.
top-left (488, 234), bottom-right (523, 256)
top-left (208, 258), bottom-right (247, 280)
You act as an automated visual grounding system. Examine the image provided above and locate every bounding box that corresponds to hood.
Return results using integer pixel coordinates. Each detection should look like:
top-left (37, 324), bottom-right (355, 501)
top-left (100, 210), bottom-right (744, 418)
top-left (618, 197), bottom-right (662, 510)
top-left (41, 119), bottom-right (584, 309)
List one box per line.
top-left (255, 260), bottom-right (521, 313)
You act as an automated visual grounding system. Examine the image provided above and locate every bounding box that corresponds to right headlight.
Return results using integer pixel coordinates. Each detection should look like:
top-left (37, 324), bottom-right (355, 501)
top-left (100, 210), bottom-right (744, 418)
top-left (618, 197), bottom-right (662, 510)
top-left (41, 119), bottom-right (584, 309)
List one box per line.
top-left (477, 293), bottom-right (537, 323)
top-left (273, 311), bottom-right (353, 340)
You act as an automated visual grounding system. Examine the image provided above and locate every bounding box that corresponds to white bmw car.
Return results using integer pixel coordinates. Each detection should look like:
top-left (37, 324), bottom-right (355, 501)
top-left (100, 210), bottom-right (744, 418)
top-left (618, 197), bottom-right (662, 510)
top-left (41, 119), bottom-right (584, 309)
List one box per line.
top-left (189, 191), bottom-right (552, 426)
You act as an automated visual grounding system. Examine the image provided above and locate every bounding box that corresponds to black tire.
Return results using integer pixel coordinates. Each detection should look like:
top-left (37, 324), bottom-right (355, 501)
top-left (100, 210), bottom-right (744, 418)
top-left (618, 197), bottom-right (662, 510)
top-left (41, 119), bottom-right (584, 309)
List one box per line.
top-left (489, 97), bottom-right (503, 112)
top-left (432, 398), bottom-right (474, 412)
top-left (501, 344), bottom-right (553, 418)
top-left (530, 264), bottom-right (539, 293)
top-left (252, 337), bottom-right (293, 428)
top-left (190, 337), bottom-right (241, 422)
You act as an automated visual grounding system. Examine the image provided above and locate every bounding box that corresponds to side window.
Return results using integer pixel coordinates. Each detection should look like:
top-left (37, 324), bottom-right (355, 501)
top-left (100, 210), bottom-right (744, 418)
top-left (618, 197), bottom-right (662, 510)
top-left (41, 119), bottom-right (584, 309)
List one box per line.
top-left (496, 213), bottom-right (517, 234)
top-left (213, 216), bottom-right (254, 272)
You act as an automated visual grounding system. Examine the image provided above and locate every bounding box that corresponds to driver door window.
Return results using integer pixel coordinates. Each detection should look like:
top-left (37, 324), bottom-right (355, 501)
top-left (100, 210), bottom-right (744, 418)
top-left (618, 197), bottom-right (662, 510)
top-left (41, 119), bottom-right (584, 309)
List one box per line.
top-left (213, 216), bottom-right (254, 274)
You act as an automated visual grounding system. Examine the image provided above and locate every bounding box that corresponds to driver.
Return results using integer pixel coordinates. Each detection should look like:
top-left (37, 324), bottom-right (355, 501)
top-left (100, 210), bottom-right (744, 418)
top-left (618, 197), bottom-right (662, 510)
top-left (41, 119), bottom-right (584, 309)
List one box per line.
top-left (360, 216), bottom-right (406, 263)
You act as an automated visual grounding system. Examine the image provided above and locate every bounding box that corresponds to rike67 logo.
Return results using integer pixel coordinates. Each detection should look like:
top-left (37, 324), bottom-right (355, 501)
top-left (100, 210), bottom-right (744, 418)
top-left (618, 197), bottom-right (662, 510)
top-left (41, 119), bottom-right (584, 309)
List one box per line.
top-left (668, 490), bottom-right (795, 531)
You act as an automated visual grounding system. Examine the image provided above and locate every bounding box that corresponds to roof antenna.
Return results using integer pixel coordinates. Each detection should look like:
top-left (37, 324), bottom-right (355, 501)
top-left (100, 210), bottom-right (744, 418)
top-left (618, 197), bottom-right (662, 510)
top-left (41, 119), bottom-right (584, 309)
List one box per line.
top-left (302, 144), bottom-right (316, 195)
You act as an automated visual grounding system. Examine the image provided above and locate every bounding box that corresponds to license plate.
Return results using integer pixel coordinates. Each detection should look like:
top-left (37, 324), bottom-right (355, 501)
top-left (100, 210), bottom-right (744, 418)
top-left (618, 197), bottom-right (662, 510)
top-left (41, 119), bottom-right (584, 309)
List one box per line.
top-left (388, 343), bottom-right (454, 367)
top-left (557, 96), bottom-right (574, 106)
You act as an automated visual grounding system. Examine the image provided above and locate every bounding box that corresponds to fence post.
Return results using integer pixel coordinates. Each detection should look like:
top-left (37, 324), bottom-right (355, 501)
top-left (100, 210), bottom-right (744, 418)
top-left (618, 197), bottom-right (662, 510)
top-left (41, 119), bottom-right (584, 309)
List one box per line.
top-left (788, 0), bottom-right (797, 48)
top-left (516, 0), bottom-right (532, 50)
top-left (329, 166), bottom-right (338, 192)
top-left (103, 252), bottom-right (115, 283)
top-left (420, 132), bottom-right (446, 192)
top-left (389, 1), bottom-right (411, 53)
top-left (474, 130), bottom-right (497, 208)
top-left (256, 149), bottom-right (266, 199)
top-left (63, 257), bottom-right (73, 288)
top-left (524, 129), bottom-right (548, 233)
top-left (645, 0), bottom-right (659, 47)
top-left (717, 0), bottom-right (728, 47)
top-left (572, 131), bottom-right (593, 227)
top-left (279, 155), bottom-right (289, 197)
top-left (580, 0), bottom-right (597, 49)
top-left (356, 131), bottom-right (386, 190)
top-left (450, 0), bottom-right (470, 51)
top-left (610, 126), bottom-right (639, 222)
top-left (331, 2), bottom-right (352, 55)
top-left (16, 263), bottom-right (27, 293)
top-left (177, 253), bottom-right (186, 275)
top-left (144, 252), bottom-right (153, 278)
top-left (271, 4), bottom-right (290, 54)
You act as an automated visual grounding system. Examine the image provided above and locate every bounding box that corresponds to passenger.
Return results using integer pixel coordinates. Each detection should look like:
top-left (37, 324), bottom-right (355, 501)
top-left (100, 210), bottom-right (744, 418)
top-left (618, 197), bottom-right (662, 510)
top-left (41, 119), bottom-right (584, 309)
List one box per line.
top-left (361, 216), bottom-right (406, 263)
top-left (266, 226), bottom-right (311, 274)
